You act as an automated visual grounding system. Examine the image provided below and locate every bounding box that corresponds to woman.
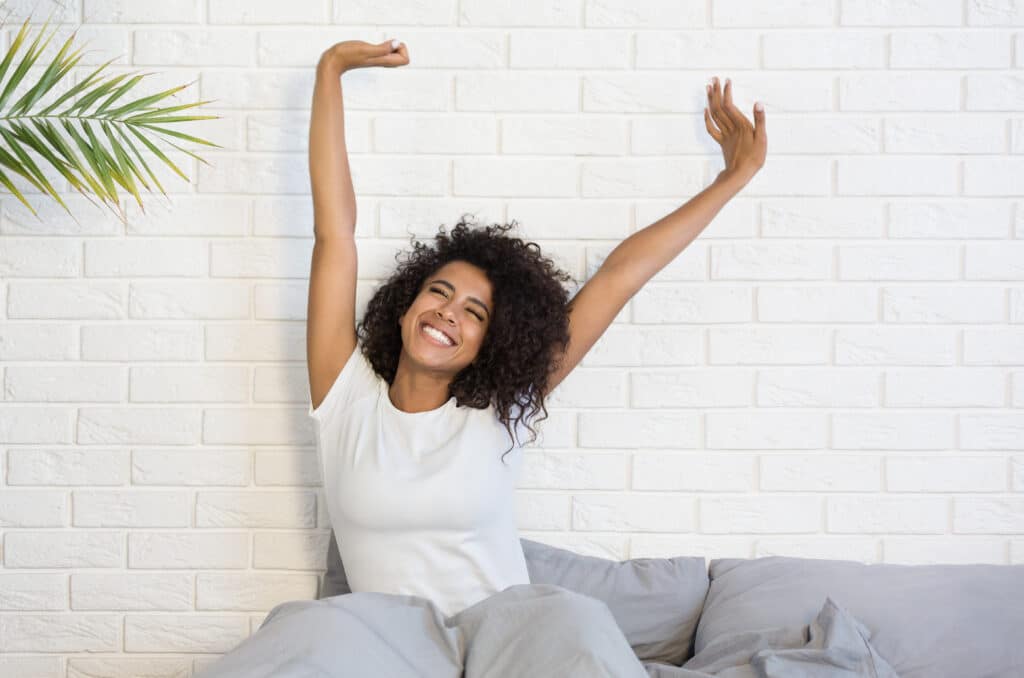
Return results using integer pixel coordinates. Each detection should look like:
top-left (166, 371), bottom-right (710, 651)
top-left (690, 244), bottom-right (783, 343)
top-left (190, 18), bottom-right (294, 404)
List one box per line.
top-left (303, 38), bottom-right (764, 677)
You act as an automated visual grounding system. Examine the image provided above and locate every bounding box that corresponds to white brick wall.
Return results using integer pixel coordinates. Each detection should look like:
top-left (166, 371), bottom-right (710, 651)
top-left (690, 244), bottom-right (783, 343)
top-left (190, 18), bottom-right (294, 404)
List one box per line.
top-left (1, 1), bottom-right (1023, 675)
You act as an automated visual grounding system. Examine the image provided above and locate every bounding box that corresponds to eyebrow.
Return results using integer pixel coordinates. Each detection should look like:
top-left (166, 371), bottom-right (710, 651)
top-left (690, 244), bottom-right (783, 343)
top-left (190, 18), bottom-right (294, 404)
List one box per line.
top-left (429, 279), bottom-right (491, 319)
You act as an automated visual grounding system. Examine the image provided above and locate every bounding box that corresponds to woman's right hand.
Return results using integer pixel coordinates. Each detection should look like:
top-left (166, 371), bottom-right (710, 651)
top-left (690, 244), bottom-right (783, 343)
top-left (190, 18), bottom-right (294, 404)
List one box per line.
top-left (319, 39), bottom-right (410, 75)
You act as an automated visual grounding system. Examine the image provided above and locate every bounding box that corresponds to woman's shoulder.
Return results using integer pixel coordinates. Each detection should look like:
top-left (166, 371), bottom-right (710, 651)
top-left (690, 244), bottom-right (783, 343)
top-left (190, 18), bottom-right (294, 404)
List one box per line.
top-left (308, 344), bottom-right (383, 423)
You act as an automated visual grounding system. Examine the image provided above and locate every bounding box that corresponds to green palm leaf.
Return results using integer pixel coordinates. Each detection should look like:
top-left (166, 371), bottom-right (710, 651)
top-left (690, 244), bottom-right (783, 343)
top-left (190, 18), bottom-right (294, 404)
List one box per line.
top-left (0, 11), bottom-right (223, 223)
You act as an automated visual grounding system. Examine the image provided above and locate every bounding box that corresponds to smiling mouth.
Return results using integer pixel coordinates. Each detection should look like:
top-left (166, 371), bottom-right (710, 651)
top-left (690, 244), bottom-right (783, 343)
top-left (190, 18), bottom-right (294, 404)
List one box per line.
top-left (421, 323), bottom-right (456, 348)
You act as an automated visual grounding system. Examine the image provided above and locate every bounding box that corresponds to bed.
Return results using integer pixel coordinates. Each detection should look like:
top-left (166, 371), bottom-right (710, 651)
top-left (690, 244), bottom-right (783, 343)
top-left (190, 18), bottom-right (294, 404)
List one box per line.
top-left (193, 532), bottom-right (1024, 677)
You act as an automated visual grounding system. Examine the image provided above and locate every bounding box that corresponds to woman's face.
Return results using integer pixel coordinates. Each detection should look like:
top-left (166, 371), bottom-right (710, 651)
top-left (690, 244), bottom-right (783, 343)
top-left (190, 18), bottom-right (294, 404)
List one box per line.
top-left (398, 260), bottom-right (494, 373)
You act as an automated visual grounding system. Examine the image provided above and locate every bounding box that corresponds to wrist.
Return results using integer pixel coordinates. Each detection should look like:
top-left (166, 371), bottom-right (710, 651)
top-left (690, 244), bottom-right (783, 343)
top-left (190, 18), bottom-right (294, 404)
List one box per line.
top-left (715, 168), bottom-right (751, 191)
top-left (317, 52), bottom-right (346, 77)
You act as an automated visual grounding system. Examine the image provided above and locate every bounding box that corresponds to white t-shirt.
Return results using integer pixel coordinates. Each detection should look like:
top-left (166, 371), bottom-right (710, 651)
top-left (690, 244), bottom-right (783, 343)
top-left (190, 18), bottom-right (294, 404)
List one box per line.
top-left (307, 343), bottom-right (532, 618)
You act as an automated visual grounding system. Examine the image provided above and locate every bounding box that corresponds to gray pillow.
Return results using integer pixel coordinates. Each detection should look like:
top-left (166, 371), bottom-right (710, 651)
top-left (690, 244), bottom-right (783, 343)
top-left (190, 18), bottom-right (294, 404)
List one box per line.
top-left (697, 555), bottom-right (1024, 678)
top-left (320, 529), bottom-right (350, 601)
top-left (520, 537), bottom-right (708, 666)
top-left (321, 530), bottom-right (708, 666)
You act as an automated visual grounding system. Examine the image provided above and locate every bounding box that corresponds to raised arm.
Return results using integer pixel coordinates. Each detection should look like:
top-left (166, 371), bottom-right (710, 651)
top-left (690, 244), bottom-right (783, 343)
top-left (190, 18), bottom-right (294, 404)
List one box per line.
top-left (542, 77), bottom-right (767, 396)
top-left (309, 52), bottom-right (356, 237)
top-left (306, 40), bottom-right (409, 410)
top-left (308, 39), bottom-right (408, 238)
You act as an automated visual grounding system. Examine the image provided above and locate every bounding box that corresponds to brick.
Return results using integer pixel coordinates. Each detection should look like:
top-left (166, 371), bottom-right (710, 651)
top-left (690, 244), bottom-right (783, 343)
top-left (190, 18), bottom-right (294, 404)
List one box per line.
top-left (828, 496), bottom-right (948, 533)
top-left (702, 496), bottom-right (822, 533)
top-left (887, 455), bottom-right (1007, 492)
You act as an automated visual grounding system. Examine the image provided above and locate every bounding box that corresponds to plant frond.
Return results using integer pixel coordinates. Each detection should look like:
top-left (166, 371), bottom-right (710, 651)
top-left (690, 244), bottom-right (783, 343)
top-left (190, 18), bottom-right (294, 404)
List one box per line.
top-left (0, 11), bottom-right (223, 222)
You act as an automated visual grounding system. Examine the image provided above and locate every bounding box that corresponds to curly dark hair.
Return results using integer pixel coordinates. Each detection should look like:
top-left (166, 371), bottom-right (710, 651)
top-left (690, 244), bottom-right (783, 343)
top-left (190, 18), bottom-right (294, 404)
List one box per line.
top-left (355, 214), bottom-right (575, 465)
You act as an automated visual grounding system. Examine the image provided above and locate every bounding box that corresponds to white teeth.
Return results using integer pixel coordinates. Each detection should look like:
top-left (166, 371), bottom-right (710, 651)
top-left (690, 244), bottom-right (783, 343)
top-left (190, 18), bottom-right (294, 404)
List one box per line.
top-left (422, 324), bottom-right (454, 346)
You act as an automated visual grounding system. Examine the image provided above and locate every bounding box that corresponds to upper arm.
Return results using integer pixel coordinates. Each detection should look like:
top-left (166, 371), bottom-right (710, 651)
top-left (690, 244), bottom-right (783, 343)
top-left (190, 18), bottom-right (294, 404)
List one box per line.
top-left (307, 235), bottom-right (359, 411)
top-left (542, 268), bottom-right (635, 397)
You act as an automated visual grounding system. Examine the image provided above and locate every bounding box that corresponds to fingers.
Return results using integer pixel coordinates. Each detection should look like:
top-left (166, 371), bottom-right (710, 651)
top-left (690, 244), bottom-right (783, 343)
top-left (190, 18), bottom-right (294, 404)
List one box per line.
top-left (364, 38), bottom-right (410, 67)
top-left (374, 39), bottom-right (397, 55)
top-left (719, 78), bottom-right (747, 131)
top-left (386, 39), bottom-right (409, 66)
top-left (708, 77), bottom-right (762, 136)
top-left (705, 79), bottom-right (723, 141)
top-left (753, 101), bottom-right (766, 141)
top-left (704, 106), bottom-right (722, 143)
top-left (707, 77), bottom-right (734, 135)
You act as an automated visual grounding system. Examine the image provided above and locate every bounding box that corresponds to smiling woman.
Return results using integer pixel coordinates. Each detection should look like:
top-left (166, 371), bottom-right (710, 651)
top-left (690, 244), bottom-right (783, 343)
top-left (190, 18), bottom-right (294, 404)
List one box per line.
top-left (195, 32), bottom-right (780, 678)
top-left (393, 260), bottom-right (495, 409)
top-left (357, 216), bottom-right (574, 463)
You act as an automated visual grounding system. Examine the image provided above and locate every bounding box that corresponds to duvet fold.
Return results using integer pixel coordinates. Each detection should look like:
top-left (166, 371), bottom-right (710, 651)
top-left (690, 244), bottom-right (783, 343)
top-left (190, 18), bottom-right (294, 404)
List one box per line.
top-left (645, 596), bottom-right (899, 678)
top-left (194, 587), bottom-right (897, 678)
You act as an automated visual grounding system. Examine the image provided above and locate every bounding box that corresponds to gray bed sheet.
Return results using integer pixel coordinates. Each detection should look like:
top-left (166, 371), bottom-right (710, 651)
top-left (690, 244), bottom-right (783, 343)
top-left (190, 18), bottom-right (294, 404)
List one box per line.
top-left (194, 584), bottom-right (897, 678)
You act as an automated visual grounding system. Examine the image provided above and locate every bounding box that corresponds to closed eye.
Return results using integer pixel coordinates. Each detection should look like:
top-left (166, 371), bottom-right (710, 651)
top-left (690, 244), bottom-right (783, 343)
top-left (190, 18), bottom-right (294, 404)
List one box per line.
top-left (430, 287), bottom-right (484, 321)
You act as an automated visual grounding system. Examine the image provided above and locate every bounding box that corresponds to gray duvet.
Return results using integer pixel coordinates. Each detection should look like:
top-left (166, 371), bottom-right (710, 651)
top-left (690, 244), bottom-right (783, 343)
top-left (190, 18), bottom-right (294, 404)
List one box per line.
top-left (194, 584), bottom-right (897, 678)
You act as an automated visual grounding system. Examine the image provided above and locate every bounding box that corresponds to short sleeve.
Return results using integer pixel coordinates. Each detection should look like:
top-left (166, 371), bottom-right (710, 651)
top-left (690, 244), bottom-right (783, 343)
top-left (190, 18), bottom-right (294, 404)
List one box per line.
top-left (308, 345), bottom-right (380, 424)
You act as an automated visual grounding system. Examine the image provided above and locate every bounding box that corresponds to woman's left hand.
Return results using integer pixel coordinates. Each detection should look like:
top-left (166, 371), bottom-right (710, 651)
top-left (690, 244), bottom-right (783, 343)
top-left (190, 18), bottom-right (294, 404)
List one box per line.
top-left (705, 76), bottom-right (767, 186)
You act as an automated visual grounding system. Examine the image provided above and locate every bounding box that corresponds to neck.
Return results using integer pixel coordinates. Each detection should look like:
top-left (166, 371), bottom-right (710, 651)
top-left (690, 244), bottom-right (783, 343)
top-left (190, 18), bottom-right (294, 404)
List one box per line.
top-left (388, 358), bottom-right (453, 413)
